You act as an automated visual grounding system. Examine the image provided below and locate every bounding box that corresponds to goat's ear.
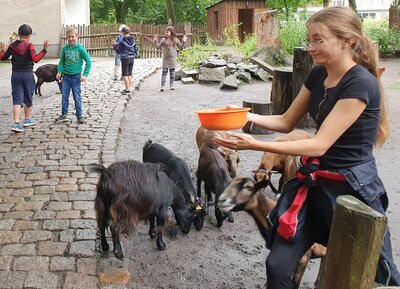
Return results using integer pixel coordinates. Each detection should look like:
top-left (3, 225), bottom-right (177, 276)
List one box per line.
top-left (254, 179), bottom-right (269, 191)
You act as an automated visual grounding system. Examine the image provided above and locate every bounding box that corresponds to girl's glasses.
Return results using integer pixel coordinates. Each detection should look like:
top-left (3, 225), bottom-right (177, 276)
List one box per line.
top-left (306, 39), bottom-right (325, 48)
top-left (305, 36), bottom-right (337, 48)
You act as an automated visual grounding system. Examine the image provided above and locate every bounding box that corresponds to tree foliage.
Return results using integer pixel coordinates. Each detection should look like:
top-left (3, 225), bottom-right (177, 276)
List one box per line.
top-left (90, 0), bottom-right (217, 24)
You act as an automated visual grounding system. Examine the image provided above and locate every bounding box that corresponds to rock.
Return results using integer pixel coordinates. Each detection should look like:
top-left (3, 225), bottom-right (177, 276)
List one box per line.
top-left (238, 72), bottom-right (252, 83)
top-left (236, 62), bottom-right (249, 72)
top-left (227, 56), bottom-right (244, 64)
top-left (181, 77), bottom-right (195, 84)
top-left (181, 69), bottom-right (198, 79)
top-left (220, 75), bottom-right (238, 90)
top-left (198, 67), bottom-right (226, 83)
top-left (255, 68), bottom-right (272, 82)
top-left (203, 57), bottom-right (227, 68)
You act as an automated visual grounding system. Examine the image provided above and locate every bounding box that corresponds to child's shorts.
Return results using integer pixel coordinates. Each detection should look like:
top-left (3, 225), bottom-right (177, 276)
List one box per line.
top-left (115, 53), bottom-right (121, 66)
top-left (121, 58), bottom-right (134, 77)
top-left (11, 71), bottom-right (35, 107)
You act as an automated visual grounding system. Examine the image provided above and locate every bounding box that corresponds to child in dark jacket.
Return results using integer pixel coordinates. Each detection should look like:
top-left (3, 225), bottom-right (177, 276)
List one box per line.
top-left (0, 24), bottom-right (49, 132)
top-left (113, 26), bottom-right (138, 94)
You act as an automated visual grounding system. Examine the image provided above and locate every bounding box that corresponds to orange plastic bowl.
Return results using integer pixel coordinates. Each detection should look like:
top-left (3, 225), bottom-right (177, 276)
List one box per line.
top-left (197, 107), bottom-right (251, 130)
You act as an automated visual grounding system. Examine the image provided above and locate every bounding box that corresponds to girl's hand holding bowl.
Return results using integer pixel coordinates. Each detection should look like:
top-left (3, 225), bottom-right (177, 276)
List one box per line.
top-left (214, 131), bottom-right (257, 151)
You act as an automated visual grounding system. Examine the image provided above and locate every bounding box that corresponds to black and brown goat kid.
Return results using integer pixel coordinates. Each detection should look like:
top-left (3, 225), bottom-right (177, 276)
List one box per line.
top-left (142, 139), bottom-right (205, 230)
top-left (218, 177), bottom-right (326, 288)
top-left (196, 145), bottom-right (233, 227)
top-left (34, 64), bottom-right (62, 96)
top-left (89, 160), bottom-right (198, 260)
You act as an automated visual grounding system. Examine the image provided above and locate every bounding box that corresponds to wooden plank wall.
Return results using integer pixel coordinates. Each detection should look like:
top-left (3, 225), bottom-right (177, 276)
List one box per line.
top-left (60, 23), bottom-right (195, 58)
top-left (206, 0), bottom-right (267, 44)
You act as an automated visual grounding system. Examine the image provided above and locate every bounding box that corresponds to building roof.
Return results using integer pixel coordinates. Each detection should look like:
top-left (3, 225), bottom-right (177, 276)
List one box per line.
top-left (206, 0), bottom-right (265, 10)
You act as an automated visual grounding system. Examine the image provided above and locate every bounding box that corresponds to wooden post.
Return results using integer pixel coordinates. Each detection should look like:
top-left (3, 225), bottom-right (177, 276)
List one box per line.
top-left (317, 195), bottom-right (387, 289)
top-left (242, 100), bottom-right (274, 134)
top-left (270, 67), bottom-right (293, 115)
top-left (291, 47), bottom-right (315, 128)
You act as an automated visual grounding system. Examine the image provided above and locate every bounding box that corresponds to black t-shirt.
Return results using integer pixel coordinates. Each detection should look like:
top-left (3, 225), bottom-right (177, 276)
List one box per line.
top-left (304, 64), bottom-right (380, 169)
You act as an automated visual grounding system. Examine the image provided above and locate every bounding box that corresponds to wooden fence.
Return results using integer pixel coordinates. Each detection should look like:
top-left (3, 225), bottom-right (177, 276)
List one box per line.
top-left (60, 23), bottom-right (207, 58)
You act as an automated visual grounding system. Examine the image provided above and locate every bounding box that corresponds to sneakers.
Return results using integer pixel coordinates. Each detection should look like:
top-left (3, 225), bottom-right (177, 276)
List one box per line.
top-left (55, 114), bottom-right (71, 122)
top-left (122, 89), bottom-right (131, 94)
top-left (22, 119), bottom-right (38, 127)
top-left (160, 86), bottom-right (165, 92)
top-left (113, 75), bottom-right (118, 81)
top-left (77, 116), bottom-right (85, 124)
top-left (170, 86), bottom-right (175, 90)
top-left (11, 123), bottom-right (24, 132)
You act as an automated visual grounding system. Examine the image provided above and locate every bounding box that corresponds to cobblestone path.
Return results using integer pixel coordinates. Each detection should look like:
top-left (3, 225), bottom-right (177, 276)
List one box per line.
top-left (0, 58), bottom-right (161, 289)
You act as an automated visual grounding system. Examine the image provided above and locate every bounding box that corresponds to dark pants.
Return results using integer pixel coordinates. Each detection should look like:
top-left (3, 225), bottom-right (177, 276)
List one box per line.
top-left (266, 178), bottom-right (400, 288)
top-left (161, 68), bottom-right (175, 87)
top-left (121, 58), bottom-right (134, 76)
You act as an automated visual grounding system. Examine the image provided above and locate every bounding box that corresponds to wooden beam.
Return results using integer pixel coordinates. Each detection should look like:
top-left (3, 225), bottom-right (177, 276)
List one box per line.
top-left (249, 56), bottom-right (276, 74)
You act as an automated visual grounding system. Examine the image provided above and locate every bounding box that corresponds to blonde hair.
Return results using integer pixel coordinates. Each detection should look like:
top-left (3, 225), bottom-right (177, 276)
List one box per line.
top-left (307, 6), bottom-right (388, 146)
top-left (65, 26), bottom-right (78, 36)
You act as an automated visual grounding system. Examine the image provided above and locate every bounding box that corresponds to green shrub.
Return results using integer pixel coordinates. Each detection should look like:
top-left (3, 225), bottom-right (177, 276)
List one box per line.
top-left (279, 21), bottom-right (307, 54)
top-left (241, 34), bottom-right (257, 59)
top-left (223, 23), bottom-right (242, 49)
top-left (363, 19), bottom-right (400, 55)
top-left (178, 44), bottom-right (213, 69)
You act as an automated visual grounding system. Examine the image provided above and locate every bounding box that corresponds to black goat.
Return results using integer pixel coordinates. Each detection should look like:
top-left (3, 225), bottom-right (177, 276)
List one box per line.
top-left (196, 145), bottom-right (233, 227)
top-left (142, 139), bottom-right (205, 230)
top-left (89, 160), bottom-right (197, 260)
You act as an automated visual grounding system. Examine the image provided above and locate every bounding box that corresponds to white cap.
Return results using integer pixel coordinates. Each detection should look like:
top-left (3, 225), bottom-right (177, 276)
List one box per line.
top-left (118, 25), bottom-right (127, 32)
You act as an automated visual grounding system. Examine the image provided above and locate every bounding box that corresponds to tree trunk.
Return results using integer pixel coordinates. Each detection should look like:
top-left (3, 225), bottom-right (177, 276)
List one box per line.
top-left (113, 0), bottom-right (124, 24)
top-left (292, 48), bottom-right (315, 128)
top-left (242, 100), bottom-right (274, 134)
top-left (270, 68), bottom-right (293, 115)
top-left (348, 0), bottom-right (357, 12)
top-left (165, 0), bottom-right (176, 24)
top-left (323, 0), bottom-right (329, 7)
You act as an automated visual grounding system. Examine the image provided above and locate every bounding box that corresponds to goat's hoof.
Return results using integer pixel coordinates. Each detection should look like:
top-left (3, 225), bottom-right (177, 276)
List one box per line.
top-left (113, 249), bottom-right (124, 260)
top-left (149, 232), bottom-right (156, 239)
top-left (101, 242), bottom-right (110, 252)
top-left (157, 241), bottom-right (166, 250)
top-left (228, 213), bottom-right (234, 223)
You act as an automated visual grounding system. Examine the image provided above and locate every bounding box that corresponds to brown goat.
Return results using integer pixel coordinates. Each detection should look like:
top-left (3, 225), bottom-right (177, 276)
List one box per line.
top-left (218, 177), bottom-right (326, 288)
top-left (196, 145), bottom-right (233, 227)
top-left (254, 130), bottom-right (311, 195)
top-left (195, 126), bottom-right (239, 178)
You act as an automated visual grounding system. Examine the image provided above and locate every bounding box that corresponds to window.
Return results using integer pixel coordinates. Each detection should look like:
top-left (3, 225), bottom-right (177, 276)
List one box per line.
top-left (214, 11), bottom-right (219, 31)
top-left (333, 0), bottom-right (345, 6)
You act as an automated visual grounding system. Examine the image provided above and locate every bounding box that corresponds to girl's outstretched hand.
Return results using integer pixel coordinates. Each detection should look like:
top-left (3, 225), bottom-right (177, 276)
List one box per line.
top-left (182, 34), bottom-right (187, 42)
top-left (153, 34), bottom-right (158, 42)
top-left (213, 131), bottom-right (257, 151)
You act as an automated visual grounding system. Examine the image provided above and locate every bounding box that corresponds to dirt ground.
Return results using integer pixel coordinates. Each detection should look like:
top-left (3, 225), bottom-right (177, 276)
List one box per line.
top-left (109, 58), bottom-right (400, 289)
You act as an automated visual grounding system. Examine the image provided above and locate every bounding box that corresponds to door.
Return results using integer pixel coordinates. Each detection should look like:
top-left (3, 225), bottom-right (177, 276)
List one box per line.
top-left (238, 9), bottom-right (253, 43)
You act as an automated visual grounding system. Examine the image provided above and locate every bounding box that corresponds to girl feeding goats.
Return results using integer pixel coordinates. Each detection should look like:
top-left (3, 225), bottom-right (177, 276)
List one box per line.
top-left (214, 6), bottom-right (400, 288)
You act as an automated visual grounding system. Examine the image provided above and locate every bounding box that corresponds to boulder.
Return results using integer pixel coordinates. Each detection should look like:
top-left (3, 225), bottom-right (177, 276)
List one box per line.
top-left (220, 75), bottom-right (238, 90)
